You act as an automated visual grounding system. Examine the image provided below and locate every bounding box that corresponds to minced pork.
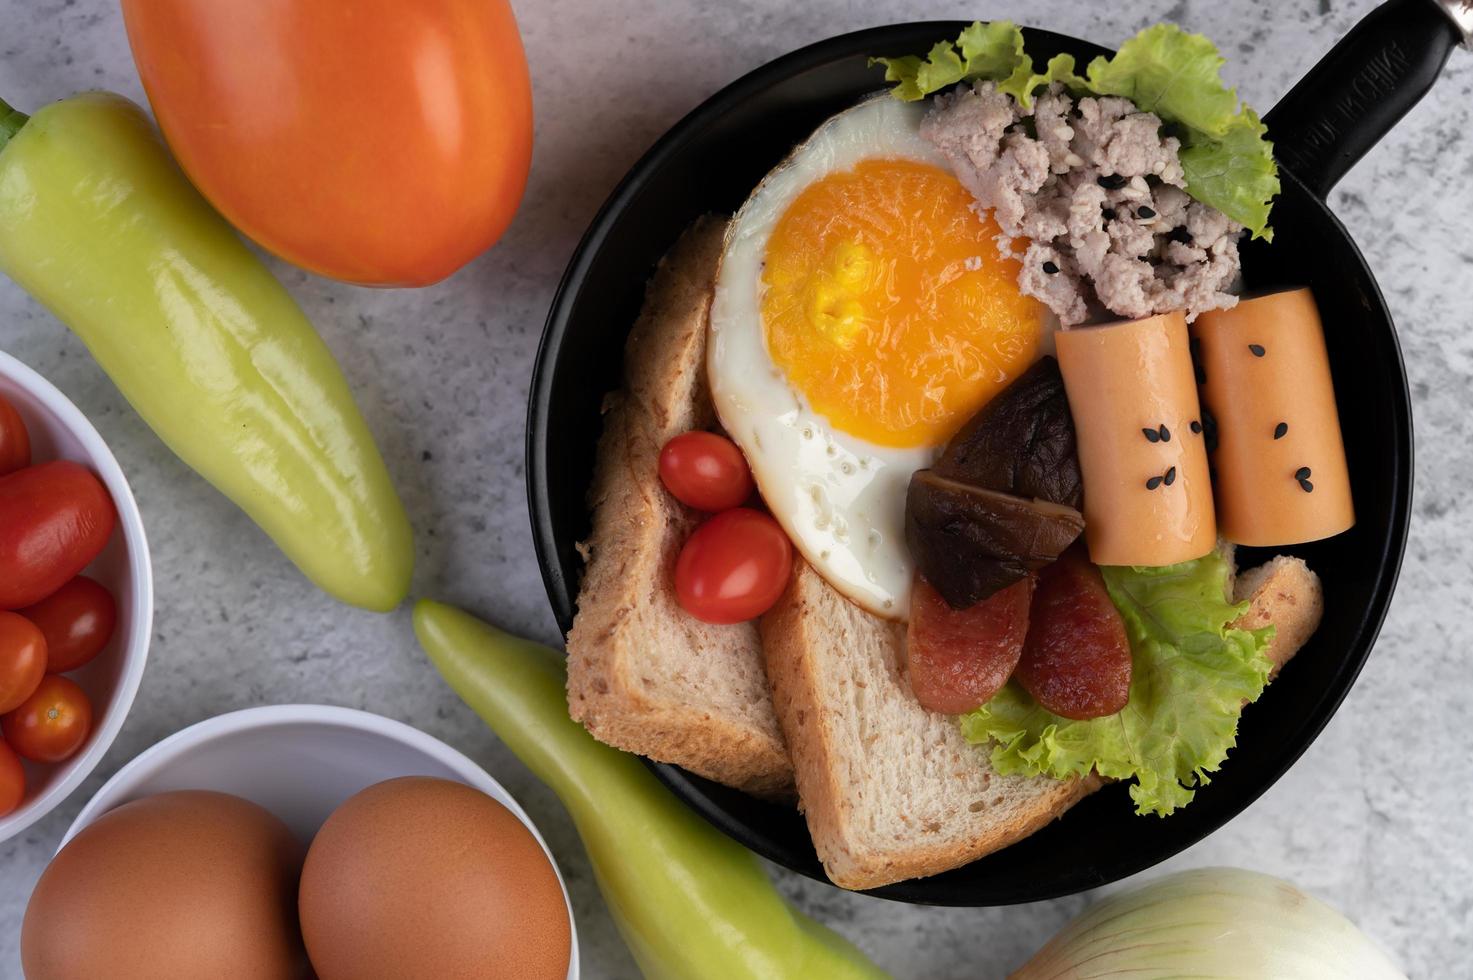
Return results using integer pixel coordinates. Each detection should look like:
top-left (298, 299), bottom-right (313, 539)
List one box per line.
top-left (921, 81), bottom-right (1242, 326)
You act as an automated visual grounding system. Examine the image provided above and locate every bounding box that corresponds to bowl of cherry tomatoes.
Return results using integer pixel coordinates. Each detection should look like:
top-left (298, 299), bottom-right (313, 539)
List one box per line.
top-left (0, 350), bottom-right (152, 842)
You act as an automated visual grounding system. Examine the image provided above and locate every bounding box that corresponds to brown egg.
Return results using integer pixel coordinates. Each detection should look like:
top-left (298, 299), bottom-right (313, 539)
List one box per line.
top-left (299, 776), bottom-right (571, 980)
top-left (22, 790), bottom-right (306, 980)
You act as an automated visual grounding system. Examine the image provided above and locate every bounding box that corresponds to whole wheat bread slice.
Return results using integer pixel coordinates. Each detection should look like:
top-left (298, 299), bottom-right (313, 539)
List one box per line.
top-left (761, 561), bottom-right (1098, 889)
top-left (566, 217), bottom-right (794, 799)
top-left (1231, 555), bottom-right (1324, 677)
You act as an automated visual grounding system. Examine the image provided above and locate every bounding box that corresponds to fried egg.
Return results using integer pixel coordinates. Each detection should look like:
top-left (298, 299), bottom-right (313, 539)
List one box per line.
top-left (708, 95), bottom-right (1049, 620)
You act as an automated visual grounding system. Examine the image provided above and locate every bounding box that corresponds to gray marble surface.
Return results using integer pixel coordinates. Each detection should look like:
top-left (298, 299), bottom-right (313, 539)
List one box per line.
top-left (1, 0), bottom-right (1469, 976)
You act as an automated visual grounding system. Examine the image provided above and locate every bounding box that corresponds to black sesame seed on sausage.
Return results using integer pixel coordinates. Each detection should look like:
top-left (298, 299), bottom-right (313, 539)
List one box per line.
top-left (1159, 424), bottom-right (1171, 442)
top-left (1145, 475), bottom-right (1164, 490)
top-left (1042, 261), bottom-right (1059, 275)
top-left (1295, 466), bottom-right (1312, 481)
top-left (1137, 206), bottom-right (1157, 219)
top-left (1274, 422), bottom-right (1288, 439)
top-left (1190, 419), bottom-right (1203, 434)
top-left (1164, 466), bottom-right (1177, 486)
top-left (1143, 427), bottom-right (1160, 443)
top-left (1249, 343), bottom-right (1266, 357)
top-left (1299, 479), bottom-right (1314, 493)
top-left (1097, 174), bottom-right (1126, 189)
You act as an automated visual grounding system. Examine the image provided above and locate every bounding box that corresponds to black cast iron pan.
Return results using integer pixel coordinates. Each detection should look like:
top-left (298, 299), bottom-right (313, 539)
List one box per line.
top-left (528, 0), bottom-right (1466, 904)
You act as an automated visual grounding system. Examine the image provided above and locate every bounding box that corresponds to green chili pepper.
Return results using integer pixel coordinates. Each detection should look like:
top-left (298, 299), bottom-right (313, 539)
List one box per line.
top-left (412, 599), bottom-right (890, 980)
top-left (0, 93), bottom-right (412, 611)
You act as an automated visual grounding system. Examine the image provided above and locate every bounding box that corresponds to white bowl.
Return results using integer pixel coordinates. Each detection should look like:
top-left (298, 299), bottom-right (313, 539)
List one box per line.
top-left (0, 350), bottom-right (153, 843)
top-left (62, 704), bottom-right (580, 979)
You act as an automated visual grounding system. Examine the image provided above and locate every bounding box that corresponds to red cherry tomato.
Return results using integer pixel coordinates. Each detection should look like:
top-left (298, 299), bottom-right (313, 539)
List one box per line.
top-left (19, 577), bottom-right (117, 674)
top-left (2, 675), bottom-right (93, 763)
top-left (0, 393), bottom-right (29, 476)
top-left (0, 740), bottom-right (23, 817)
top-left (659, 433), bottom-right (760, 512)
top-left (674, 508), bottom-right (793, 624)
top-left (0, 611), bottom-right (47, 715)
top-left (0, 461), bottom-right (117, 609)
top-left (659, 432), bottom-right (755, 512)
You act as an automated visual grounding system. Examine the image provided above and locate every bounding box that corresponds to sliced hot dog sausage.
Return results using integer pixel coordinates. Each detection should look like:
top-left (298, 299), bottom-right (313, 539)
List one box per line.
top-left (1056, 312), bottom-right (1216, 567)
top-left (1192, 288), bottom-right (1354, 546)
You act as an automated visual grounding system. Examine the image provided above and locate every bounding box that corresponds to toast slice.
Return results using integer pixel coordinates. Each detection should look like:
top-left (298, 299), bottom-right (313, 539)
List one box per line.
top-left (566, 217), bottom-right (794, 799)
top-left (761, 561), bottom-right (1098, 890)
top-left (1231, 555), bottom-right (1324, 677)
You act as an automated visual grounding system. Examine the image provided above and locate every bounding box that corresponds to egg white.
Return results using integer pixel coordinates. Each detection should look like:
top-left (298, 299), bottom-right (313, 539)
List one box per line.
top-left (707, 96), bottom-right (955, 621)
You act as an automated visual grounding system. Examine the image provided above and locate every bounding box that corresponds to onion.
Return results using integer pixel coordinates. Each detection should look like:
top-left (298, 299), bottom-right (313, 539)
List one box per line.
top-left (1012, 867), bottom-right (1406, 979)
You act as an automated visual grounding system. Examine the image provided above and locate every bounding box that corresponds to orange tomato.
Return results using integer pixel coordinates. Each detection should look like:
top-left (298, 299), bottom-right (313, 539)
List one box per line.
top-left (0, 740), bottom-right (22, 817)
top-left (0, 612), bottom-right (47, 715)
top-left (121, 0), bottom-right (533, 287)
top-left (3, 675), bottom-right (93, 764)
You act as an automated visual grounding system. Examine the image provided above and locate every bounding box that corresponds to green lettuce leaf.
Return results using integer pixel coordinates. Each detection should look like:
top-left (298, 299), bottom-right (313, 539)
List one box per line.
top-left (1083, 24), bottom-right (1240, 136)
top-left (957, 20), bottom-right (1029, 80)
top-left (959, 552), bottom-right (1274, 816)
top-left (869, 41), bottom-right (966, 102)
top-left (872, 21), bottom-right (1279, 237)
top-left (870, 21), bottom-right (1026, 102)
top-left (997, 53), bottom-right (1086, 108)
top-left (1179, 109), bottom-right (1280, 241)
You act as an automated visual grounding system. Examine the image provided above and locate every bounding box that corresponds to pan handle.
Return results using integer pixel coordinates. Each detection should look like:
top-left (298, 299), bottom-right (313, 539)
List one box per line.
top-left (1264, 0), bottom-right (1467, 199)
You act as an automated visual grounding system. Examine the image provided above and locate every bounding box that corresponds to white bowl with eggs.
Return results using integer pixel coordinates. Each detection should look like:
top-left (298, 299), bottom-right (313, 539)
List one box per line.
top-left (61, 703), bottom-right (580, 979)
top-left (0, 350), bottom-right (153, 844)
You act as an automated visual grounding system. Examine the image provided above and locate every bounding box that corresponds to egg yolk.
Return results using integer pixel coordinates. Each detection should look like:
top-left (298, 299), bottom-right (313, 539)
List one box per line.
top-left (761, 158), bottom-right (1047, 449)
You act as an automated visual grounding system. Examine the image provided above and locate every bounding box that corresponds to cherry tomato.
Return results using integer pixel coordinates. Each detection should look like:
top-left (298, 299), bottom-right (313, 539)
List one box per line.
top-left (122, 0), bottom-right (533, 286)
top-left (2, 675), bottom-right (93, 763)
top-left (675, 508), bottom-right (793, 625)
top-left (0, 393), bottom-right (29, 476)
top-left (0, 740), bottom-right (23, 817)
top-left (19, 577), bottom-right (118, 674)
top-left (659, 432), bottom-right (755, 512)
top-left (0, 612), bottom-right (47, 715)
top-left (0, 461), bottom-right (116, 609)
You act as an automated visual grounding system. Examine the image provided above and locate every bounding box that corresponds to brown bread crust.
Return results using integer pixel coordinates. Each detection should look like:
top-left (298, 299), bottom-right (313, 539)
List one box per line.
top-left (566, 218), bottom-right (793, 799)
